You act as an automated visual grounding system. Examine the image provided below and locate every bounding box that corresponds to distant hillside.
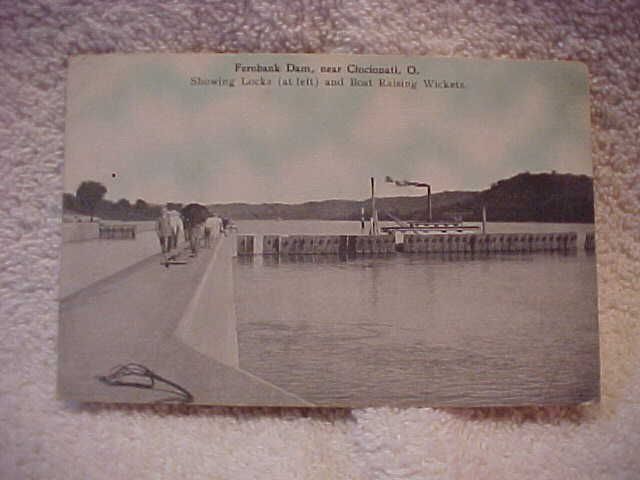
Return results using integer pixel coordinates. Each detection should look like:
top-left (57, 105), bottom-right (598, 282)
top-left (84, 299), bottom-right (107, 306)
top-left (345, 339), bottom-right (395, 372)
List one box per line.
top-left (63, 172), bottom-right (594, 223)
top-left (471, 172), bottom-right (594, 223)
top-left (207, 190), bottom-right (476, 221)
top-left (208, 172), bottom-right (594, 223)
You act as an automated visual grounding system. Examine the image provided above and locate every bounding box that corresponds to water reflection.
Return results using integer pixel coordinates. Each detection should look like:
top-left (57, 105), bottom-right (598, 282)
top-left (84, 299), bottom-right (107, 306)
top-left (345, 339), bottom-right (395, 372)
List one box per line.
top-left (239, 250), bottom-right (580, 268)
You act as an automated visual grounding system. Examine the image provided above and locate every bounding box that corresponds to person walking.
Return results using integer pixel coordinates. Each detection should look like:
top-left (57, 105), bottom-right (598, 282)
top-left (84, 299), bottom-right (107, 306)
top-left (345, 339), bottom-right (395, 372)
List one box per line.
top-left (189, 221), bottom-right (204, 256)
top-left (181, 203), bottom-right (209, 257)
top-left (168, 210), bottom-right (184, 250)
top-left (155, 207), bottom-right (172, 257)
top-left (204, 214), bottom-right (222, 248)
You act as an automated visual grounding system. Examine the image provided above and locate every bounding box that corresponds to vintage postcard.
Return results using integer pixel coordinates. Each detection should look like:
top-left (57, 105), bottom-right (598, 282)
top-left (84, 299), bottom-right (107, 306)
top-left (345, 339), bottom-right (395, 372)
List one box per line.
top-left (59, 54), bottom-right (599, 407)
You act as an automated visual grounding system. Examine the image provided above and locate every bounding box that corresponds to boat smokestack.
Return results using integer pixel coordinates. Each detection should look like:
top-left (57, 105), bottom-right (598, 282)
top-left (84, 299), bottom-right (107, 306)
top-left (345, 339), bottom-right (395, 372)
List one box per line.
top-left (385, 176), bottom-right (432, 222)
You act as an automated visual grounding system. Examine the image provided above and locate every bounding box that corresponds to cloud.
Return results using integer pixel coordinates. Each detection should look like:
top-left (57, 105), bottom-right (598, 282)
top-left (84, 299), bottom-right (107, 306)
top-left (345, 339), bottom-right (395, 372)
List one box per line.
top-left (65, 76), bottom-right (295, 203)
top-left (65, 56), bottom-right (593, 205)
top-left (276, 144), bottom-right (366, 202)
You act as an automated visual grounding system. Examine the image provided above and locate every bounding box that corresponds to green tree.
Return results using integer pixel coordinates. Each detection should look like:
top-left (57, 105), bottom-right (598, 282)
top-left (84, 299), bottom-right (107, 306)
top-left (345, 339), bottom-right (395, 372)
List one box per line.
top-left (135, 199), bottom-right (148, 210)
top-left (62, 193), bottom-right (76, 211)
top-left (116, 198), bottom-right (131, 209)
top-left (76, 181), bottom-right (107, 221)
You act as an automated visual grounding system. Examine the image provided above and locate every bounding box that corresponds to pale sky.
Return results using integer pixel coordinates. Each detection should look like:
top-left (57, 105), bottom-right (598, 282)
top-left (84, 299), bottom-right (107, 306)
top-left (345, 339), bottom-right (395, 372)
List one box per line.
top-left (64, 54), bottom-right (592, 205)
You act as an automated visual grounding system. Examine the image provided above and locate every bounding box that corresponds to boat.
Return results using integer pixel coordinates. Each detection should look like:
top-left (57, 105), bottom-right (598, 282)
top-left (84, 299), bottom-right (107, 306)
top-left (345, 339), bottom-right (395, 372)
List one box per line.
top-left (371, 176), bottom-right (486, 235)
top-left (381, 221), bottom-right (480, 235)
top-left (379, 211), bottom-right (480, 235)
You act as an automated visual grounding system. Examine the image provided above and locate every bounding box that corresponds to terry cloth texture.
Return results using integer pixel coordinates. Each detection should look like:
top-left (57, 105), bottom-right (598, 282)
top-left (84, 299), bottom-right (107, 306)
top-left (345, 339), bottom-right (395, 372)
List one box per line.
top-left (1, 1), bottom-right (639, 479)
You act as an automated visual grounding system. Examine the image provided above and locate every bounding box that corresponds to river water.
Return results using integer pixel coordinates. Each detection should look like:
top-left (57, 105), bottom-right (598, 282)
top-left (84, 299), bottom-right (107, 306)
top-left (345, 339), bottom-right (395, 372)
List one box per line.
top-left (232, 221), bottom-right (599, 407)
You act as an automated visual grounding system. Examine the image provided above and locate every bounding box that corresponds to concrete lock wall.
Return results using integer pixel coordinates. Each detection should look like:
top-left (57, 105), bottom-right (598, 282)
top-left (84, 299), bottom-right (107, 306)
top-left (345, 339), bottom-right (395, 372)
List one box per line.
top-left (263, 235), bottom-right (280, 255)
top-left (279, 235), bottom-right (343, 255)
top-left (585, 232), bottom-right (596, 251)
top-left (238, 234), bottom-right (391, 256)
top-left (355, 235), bottom-right (395, 254)
top-left (99, 224), bottom-right (136, 239)
top-left (175, 237), bottom-right (239, 368)
top-left (237, 235), bottom-right (254, 256)
top-left (62, 222), bottom-right (100, 243)
top-left (398, 232), bottom-right (577, 253)
top-left (236, 232), bottom-right (579, 256)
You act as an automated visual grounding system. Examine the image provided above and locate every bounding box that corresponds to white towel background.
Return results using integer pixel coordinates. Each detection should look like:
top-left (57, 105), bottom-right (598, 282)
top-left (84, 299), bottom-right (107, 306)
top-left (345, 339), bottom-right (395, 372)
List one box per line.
top-left (1, 1), bottom-right (639, 478)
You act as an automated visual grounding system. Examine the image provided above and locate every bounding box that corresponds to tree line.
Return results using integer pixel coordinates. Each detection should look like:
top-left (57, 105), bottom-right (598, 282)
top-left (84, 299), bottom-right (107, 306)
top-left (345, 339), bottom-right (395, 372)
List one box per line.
top-left (63, 181), bottom-right (169, 221)
top-left (65, 172), bottom-right (595, 224)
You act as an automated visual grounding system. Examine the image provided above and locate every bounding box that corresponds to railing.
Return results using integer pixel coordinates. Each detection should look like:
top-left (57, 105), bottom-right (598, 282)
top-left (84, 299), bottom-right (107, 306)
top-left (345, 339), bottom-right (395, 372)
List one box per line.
top-left (99, 224), bottom-right (137, 239)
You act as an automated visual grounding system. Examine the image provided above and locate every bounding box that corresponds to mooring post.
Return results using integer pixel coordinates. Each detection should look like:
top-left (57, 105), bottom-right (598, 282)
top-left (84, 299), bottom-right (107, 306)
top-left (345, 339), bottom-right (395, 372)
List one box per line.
top-left (370, 177), bottom-right (378, 235)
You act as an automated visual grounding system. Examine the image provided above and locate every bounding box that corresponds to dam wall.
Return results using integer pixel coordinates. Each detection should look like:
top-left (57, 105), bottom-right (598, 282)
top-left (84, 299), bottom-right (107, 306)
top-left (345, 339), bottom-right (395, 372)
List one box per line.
top-left (62, 222), bottom-right (100, 243)
top-left (99, 224), bottom-right (136, 239)
top-left (175, 236), bottom-right (239, 368)
top-left (62, 222), bottom-right (146, 242)
top-left (401, 232), bottom-right (578, 253)
top-left (236, 232), bottom-right (579, 256)
top-left (584, 232), bottom-right (596, 251)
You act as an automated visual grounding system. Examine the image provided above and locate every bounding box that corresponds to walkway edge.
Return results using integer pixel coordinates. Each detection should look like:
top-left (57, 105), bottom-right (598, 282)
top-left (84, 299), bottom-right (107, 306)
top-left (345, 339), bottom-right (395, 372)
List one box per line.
top-left (174, 236), bottom-right (315, 406)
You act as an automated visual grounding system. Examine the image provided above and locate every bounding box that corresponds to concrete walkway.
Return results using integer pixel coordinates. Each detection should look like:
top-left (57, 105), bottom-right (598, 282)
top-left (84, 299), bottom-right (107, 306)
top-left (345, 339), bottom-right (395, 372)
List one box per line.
top-left (59, 230), bottom-right (161, 299)
top-left (58, 237), bottom-right (313, 406)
